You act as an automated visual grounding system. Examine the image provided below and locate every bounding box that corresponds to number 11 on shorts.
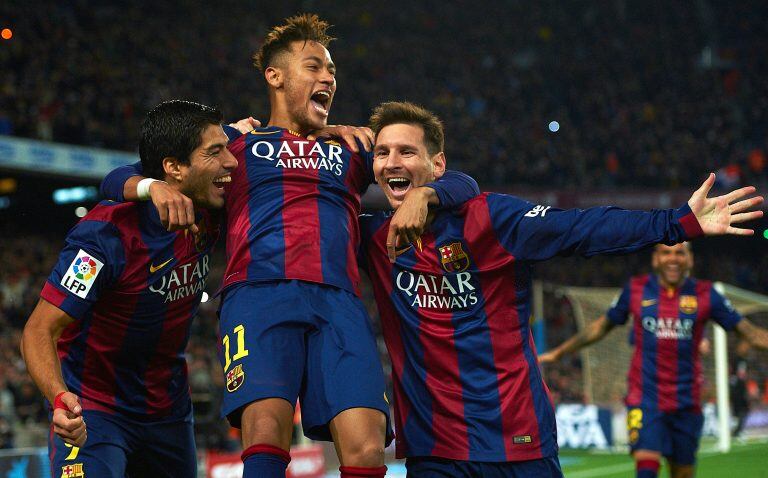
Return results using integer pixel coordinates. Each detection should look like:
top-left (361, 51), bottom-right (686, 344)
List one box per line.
top-left (222, 324), bottom-right (249, 372)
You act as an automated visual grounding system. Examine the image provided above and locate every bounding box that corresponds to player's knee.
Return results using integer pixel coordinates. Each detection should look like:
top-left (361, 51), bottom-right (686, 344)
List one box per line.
top-left (339, 439), bottom-right (385, 467)
top-left (241, 412), bottom-right (292, 449)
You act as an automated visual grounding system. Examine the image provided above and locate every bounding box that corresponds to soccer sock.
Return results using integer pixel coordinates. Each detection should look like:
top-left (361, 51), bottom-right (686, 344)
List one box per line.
top-left (636, 458), bottom-right (660, 478)
top-left (241, 444), bottom-right (291, 478)
top-left (339, 465), bottom-right (388, 478)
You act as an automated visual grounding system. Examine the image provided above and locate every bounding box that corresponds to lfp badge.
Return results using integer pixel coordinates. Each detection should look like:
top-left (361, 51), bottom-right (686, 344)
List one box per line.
top-left (61, 249), bottom-right (104, 299)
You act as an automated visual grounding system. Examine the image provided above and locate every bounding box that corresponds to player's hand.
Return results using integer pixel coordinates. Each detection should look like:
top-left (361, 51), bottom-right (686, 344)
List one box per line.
top-left (537, 350), bottom-right (560, 364)
top-left (148, 182), bottom-right (199, 234)
top-left (229, 116), bottom-right (261, 134)
top-left (307, 125), bottom-right (374, 153)
top-left (387, 187), bottom-right (431, 262)
top-left (52, 392), bottom-right (87, 447)
top-left (688, 173), bottom-right (764, 236)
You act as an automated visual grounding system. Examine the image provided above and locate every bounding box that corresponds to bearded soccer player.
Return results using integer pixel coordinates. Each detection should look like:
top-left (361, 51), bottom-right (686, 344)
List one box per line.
top-left (100, 15), bottom-right (478, 478)
top-left (21, 101), bottom-right (236, 478)
top-left (540, 243), bottom-right (768, 478)
top-left (357, 101), bottom-right (764, 478)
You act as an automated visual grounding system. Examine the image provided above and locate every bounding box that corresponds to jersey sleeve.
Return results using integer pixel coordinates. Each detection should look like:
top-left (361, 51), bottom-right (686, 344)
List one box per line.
top-left (40, 220), bottom-right (126, 320)
top-left (606, 284), bottom-right (631, 326)
top-left (425, 170), bottom-right (480, 208)
top-left (100, 161), bottom-right (143, 202)
top-left (485, 193), bottom-right (703, 261)
top-left (709, 286), bottom-right (742, 331)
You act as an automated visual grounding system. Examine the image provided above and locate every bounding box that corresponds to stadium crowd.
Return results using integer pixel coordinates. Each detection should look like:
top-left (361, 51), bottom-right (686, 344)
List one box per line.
top-left (2, 0), bottom-right (768, 452)
top-left (2, 1), bottom-right (768, 190)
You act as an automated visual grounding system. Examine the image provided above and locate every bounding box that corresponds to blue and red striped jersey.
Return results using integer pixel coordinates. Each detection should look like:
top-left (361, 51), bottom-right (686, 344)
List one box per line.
top-left (606, 274), bottom-right (741, 412)
top-left (360, 192), bottom-right (703, 462)
top-left (40, 201), bottom-right (218, 420)
top-left (221, 126), bottom-right (372, 295)
top-left (100, 125), bottom-right (477, 297)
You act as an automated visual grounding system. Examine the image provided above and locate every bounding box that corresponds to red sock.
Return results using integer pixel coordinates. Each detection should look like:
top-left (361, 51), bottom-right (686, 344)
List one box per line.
top-left (241, 444), bottom-right (291, 478)
top-left (340, 465), bottom-right (387, 478)
top-left (241, 443), bottom-right (291, 463)
top-left (636, 458), bottom-right (660, 478)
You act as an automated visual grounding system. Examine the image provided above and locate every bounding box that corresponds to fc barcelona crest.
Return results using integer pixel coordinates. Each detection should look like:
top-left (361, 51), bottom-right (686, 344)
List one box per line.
top-left (438, 242), bottom-right (470, 273)
top-left (679, 295), bottom-right (698, 314)
top-left (61, 463), bottom-right (85, 478)
top-left (226, 364), bottom-right (245, 393)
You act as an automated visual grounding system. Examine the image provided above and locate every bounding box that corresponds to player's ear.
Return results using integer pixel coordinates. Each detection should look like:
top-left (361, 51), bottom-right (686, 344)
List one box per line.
top-left (432, 152), bottom-right (446, 179)
top-left (162, 157), bottom-right (183, 183)
top-left (265, 66), bottom-right (283, 89)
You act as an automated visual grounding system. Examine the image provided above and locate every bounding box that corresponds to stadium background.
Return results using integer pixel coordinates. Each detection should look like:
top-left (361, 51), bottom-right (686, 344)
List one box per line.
top-left (1, 1), bottom-right (767, 476)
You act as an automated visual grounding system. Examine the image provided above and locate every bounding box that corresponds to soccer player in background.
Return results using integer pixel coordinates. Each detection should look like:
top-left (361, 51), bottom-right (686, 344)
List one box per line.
top-left (358, 101), bottom-right (764, 478)
top-left (539, 243), bottom-right (768, 478)
top-left (21, 100), bottom-right (236, 478)
top-left (100, 14), bottom-right (479, 478)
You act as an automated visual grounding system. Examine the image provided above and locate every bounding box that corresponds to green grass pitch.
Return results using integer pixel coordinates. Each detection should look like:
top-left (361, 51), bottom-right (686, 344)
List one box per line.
top-left (560, 439), bottom-right (768, 477)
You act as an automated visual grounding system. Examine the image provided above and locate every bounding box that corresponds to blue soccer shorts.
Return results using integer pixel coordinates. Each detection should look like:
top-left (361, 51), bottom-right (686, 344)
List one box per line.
top-left (627, 407), bottom-right (704, 465)
top-left (405, 456), bottom-right (563, 478)
top-left (48, 409), bottom-right (196, 478)
top-left (218, 280), bottom-right (393, 443)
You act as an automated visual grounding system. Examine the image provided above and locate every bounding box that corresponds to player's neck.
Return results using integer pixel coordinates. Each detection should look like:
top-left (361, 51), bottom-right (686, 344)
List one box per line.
top-left (267, 103), bottom-right (311, 136)
top-left (656, 275), bottom-right (684, 291)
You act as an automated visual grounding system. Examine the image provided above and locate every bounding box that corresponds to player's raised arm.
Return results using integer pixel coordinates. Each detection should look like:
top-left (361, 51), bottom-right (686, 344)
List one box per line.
top-left (22, 299), bottom-right (86, 447)
top-left (538, 316), bottom-right (616, 363)
top-left (487, 175), bottom-right (763, 262)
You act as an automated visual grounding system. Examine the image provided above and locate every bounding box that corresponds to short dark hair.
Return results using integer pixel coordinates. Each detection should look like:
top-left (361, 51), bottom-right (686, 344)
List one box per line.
top-left (253, 13), bottom-right (334, 73)
top-left (369, 101), bottom-right (445, 156)
top-left (139, 100), bottom-right (222, 180)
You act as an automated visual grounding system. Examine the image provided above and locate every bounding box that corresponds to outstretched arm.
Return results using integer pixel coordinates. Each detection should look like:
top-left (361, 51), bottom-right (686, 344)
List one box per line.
top-left (538, 316), bottom-right (616, 363)
top-left (21, 299), bottom-right (86, 447)
top-left (735, 319), bottom-right (768, 350)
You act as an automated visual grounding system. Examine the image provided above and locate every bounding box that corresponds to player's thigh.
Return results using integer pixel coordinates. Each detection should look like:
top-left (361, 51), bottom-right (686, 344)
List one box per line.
top-left (299, 285), bottom-right (391, 442)
top-left (127, 419), bottom-right (196, 478)
top-left (218, 281), bottom-right (310, 427)
top-left (667, 410), bottom-right (704, 466)
top-left (627, 407), bottom-right (667, 456)
top-left (49, 412), bottom-right (129, 478)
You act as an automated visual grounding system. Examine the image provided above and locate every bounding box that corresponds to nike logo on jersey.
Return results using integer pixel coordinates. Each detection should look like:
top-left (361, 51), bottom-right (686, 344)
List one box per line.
top-left (641, 299), bottom-right (658, 307)
top-left (150, 258), bottom-right (173, 274)
top-left (395, 238), bottom-right (422, 256)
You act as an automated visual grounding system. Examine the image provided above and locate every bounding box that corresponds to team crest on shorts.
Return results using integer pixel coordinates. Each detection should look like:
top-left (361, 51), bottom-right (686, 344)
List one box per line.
top-left (61, 463), bottom-right (85, 478)
top-left (438, 242), bottom-right (470, 273)
top-left (679, 295), bottom-right (698, 314)
top-left (226, 364), bottom-right (245, 392)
